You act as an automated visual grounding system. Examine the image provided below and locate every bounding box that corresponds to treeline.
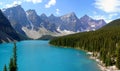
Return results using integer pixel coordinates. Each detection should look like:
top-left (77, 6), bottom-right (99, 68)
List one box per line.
top-left (49, 19), bottom-right (120, 69)
top-left (3, 43), bottom-right (17, 71)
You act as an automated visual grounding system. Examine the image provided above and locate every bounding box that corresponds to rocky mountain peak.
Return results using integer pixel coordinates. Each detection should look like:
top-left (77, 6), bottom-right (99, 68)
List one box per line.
top-left (2, 4), bottom-right (21, 11)
top-left (67, 12), bottom-right (76, 16)
top-left (49, 14), bottom-right (56, 18)
top-left (12, 4), bottom-right (21, 8)
top-left (80, 14), bottom-right (92, 21)
top-left (40, 13), bottom-right (48, 19)
top-left (4, 5), bottom-right (22, 11)
top-left (40, 13), bottom-right (47, 17)
top-left (26, 9), bottom-right (37, 16)
top-left (82, 14), bottom-right (90, 18)
top-left (60, 12), bottom-right (78, 22)
top-left (3, 4), bottom-right (31, 35)
top-left (61, 12), bottom-right (76, 18)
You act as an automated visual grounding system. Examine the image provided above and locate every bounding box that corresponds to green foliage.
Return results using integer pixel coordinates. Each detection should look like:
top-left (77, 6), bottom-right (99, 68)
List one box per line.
top-left (9, 58), bottom-right (14, 71)
top-left (9, 42), bottom-right (17, 71)
top-left (3, 42), bottom-right (18, 71)
top-left (116, 46), bottom-right (120, 69)
top-left (3, 64), bottom-right (7, 71)
top-left (13, 43), bottom-right (17, 71)
top-left (50, 19), bottom-right (120, 69)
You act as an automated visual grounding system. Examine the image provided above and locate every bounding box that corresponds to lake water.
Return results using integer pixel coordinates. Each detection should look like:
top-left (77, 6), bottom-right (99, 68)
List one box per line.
top-left (0, 40), bottom-right (101, 71)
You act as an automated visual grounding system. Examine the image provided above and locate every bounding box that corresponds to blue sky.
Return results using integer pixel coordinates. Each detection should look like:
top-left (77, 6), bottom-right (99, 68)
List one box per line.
top-left (0, 0), bottom-right (120, 23)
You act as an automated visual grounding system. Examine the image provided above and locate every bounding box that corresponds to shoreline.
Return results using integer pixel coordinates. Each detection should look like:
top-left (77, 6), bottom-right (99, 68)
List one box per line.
top-left (87, 52), bottom-right (120, 71)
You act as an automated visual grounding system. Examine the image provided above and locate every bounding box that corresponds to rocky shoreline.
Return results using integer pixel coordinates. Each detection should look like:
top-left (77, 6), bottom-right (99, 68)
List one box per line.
top-left (87, 52), bottom-right (120, 71)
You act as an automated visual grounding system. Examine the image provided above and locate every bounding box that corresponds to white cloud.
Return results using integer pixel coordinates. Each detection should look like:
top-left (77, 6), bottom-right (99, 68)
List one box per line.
top-left (91, 15), bottom-right (114, 23)
top-left (94, 0), bottom-right (120, 13)
top-left (45, 0), bottom-right (56, 8)
top-left (5, 1), bottom-right (22, 8)
top-left (56, 9), bottom-right (60, 15)
top-left (25, 0), bottom-right (42, 4)
top-left (91, 15), bottom-right (106, 20)
top-left (0, 2), bottom-right (3, 5)
top-left (108, 13), bottom-right (118, 19)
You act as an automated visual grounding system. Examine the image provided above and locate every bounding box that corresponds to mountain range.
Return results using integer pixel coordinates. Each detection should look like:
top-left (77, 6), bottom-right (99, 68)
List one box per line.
top-left (2, 5), bottom-right (106, 39)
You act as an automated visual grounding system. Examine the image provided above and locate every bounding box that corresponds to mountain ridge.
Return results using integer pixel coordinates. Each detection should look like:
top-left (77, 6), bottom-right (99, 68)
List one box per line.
top-left (2, 5), bottom-right (106, 39)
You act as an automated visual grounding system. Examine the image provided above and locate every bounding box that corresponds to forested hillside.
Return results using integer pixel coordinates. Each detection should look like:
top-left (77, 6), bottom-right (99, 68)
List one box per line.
top-left (49, 19), bottom-right (120, 69)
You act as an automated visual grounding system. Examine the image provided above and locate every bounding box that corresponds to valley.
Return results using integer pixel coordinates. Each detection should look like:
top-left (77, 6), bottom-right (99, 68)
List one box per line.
top-left (0, 0), bottom-right (120, 71)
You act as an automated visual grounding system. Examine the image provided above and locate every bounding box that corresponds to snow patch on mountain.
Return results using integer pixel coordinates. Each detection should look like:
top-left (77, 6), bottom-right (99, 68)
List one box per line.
top-left (2, 5), bottom-right (106, 39)
top-left (91, 24), bottom-right (96, 27)
top-left (56, 27), bottom-right (76, 35)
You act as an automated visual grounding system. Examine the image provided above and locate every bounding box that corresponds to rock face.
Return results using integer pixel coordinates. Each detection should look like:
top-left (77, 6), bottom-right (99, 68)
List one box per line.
top-left (79, 15), bottom-right (106, 31)
top-left (3, 5), bottom-right (31, 36)
top-left (0, 10), bottom-right (22, 43)
top-left (59, 12), bottom-right (80, 31)
top-left (2, 5), bottom-right (106, 39)
top-left (26, 9), bottom-right (42, 30)
top-left (26, 10), bottom-right (57, 32)
top-left (25, 10), bottom-right (58, 39)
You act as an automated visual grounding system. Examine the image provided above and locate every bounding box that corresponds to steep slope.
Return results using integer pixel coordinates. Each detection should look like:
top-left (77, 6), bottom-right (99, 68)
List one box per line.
top-left (60, 12), bottom-right (81, 31)
top-left (100, 18), bottom-right (120, 30)
top-left (2, 5), bottom-right (106, 39)
top-left (3, 5), bottom-right (31, 36)
top-left (79, 15), bottom-right (106, 31)
top-left (24, 9), bottom-right (58, 39)
top-left (26, 9), bottom-right (58, 32)
top-left (40, 13), bottom-right (48, 21)
top-left (50, 18), bottom-right (120, 69)
top-left (0, 10), bottom-right (22, 43)
top-left (48, 14), bottom-right (62, 27)
top-left (26, 9), bottom-right (42, 30)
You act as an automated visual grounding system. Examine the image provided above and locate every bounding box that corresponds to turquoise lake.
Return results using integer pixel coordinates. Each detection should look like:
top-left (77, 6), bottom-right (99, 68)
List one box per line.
top-left (0, 40), bottom-right (101, 71)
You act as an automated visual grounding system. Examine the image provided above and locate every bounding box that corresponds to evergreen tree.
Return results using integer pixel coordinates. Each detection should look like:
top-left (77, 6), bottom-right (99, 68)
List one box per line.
top-left (116, 46), bottom-right (120, 69)
top-left (9, 58), bottom-right (14, 71)
top-left (13, 42), bottom-right (17, 71)
top-left (3, 43), bottom-right (18, 71)
top-left (3, 64), bottom-right (7, 71)
top-left (9, 42), bottom-right (17, 71)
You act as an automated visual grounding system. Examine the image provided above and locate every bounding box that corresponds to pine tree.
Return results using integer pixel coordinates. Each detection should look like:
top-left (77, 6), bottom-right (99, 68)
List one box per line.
top-left (13, 42), bottom-right (17, 71)
top-left (116, 46), bottom-right (120, 69)
top-left (9, 58), bottom-right (14, 71)
top-left (3, 64), bottom-right (7, 71)
top-left (9, 42), bottom-right (17, 71)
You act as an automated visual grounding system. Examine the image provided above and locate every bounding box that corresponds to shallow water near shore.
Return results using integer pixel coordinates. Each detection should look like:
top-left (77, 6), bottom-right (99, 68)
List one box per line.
top-left (0, 40), bottom-right (101, 71)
